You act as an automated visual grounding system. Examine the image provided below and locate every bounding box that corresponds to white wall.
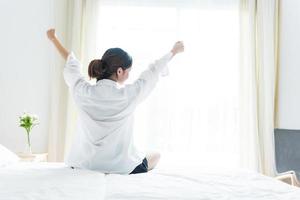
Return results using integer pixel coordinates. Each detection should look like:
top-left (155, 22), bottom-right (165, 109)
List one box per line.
top-left (0, 0), bottom-right (68, 153)
top-left (278, 0), bottom-right (300, 129)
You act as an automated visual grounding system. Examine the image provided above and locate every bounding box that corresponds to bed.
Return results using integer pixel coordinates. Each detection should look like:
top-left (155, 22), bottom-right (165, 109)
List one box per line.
top-left (1, 144), bottom-right (300, 199)
top-left (1, 162), bottom-right (300, 200)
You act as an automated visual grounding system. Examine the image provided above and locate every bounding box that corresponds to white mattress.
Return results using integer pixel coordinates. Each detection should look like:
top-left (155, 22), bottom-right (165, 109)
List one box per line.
top-left (1, 163), bottom-right (300, 200)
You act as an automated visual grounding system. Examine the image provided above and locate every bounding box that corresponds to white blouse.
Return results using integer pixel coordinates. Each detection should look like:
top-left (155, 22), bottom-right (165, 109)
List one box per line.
top-left (64, 51), bottom-right (172, 174)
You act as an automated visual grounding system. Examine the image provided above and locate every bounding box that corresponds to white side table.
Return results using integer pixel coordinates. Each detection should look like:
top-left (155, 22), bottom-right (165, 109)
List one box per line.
top-left (17, 153), bottom-right (48, 162)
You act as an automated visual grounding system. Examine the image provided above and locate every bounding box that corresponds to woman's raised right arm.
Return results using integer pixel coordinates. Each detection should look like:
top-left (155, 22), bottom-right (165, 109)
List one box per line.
top-left (130, 41), bottom-right (184, 104)
top-left (47, 28), bottom-right (69, 60)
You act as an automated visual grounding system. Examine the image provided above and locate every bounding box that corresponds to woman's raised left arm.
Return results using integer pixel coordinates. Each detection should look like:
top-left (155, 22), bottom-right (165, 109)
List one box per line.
top-left (47, 28), bottom-right (69, 60)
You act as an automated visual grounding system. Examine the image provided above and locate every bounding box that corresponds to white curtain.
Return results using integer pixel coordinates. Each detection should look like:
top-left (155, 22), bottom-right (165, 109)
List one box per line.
top-left (47, 0), bottom-right (69, 162)
top-left (48, 0), bottom-right (100, 161)
top-left (239, 0), bottom-right (279, 176)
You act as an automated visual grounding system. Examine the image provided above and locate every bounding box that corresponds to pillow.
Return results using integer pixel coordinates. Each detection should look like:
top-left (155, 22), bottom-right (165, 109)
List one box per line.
top-left (0, 144), bottom-right (19, 167)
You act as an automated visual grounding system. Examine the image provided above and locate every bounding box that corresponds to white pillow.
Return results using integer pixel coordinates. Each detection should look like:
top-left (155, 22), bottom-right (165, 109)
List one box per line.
top-left (0, 144), bottom-right (20, 167)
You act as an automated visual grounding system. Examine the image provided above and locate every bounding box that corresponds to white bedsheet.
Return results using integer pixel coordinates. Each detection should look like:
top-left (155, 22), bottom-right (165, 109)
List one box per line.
top-left (0, 162), bottom-right (105, 200)
top-left (106, 167), bottom-right (300, 200)
top-left (1, 163), bottom-right (300, 200)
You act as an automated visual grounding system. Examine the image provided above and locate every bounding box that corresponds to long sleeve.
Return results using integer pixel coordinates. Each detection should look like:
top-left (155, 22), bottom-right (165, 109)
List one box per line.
top-left (63, 52), bottom-right (91, 96)
top-left (129, 52), bottom-right (173, 104)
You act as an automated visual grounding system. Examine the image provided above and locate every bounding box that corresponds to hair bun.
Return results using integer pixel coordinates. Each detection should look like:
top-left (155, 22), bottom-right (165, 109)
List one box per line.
top-left (88, 59), bottom-right (102, 79)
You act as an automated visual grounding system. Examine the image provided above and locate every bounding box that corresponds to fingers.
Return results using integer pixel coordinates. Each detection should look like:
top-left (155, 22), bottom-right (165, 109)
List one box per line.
top-left (47, 29), bottom-right (55, 35)
top-left (47, 28), bottom-right (56, 40)
top-left (178, 41), bottom-right (184, 52)
top-left (177, 41), bottom-right (184, 48)
top-left (173, 41), bottom-right (184, 54)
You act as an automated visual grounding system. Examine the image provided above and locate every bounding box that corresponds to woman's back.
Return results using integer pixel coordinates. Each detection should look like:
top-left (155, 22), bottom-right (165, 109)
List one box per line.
top-left (63, 51), bottom-right (175, 174)
top-left (65, 68), bottom-right (143, 174)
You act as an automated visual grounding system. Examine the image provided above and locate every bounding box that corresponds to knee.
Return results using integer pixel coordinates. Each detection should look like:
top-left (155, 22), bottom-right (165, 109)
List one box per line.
top-left (146, 152), bottom-right (161, 171)
top-left (150, 152), bottom-right (161, 160)
top-left (155, 152), bottom-right (161, 161)
top-left (146, 152), bottom-right (161, 163)
top-left (151, 152), bottom-right (161, 165)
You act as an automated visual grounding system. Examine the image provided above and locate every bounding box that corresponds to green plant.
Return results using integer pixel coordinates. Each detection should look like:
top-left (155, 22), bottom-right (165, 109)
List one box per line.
top-left (19, 112), bottom-right (39, 153)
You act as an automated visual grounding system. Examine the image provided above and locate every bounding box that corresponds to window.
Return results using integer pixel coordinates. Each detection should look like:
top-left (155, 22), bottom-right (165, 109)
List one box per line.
top-left (95, 0), bottom-right (239, 167)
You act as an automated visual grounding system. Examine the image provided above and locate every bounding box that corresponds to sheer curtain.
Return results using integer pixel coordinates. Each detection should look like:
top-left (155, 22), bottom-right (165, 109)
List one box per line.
top-left (47, 0), bottom-right (69, 162)
top-left (239, 0), bottom-right (279, 176)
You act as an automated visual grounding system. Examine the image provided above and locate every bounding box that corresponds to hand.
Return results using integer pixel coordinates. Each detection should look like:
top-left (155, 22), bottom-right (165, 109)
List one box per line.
top-left (171, 41), bottom-right (184, 55)
top-left (46, 28), bottom-right (69, 60)
top-left (47, 28), bottom-right (56, 41)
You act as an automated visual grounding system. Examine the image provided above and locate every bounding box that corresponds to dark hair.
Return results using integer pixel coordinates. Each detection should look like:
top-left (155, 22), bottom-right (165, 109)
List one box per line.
top-left (88, 48), bottom-right (132, 81)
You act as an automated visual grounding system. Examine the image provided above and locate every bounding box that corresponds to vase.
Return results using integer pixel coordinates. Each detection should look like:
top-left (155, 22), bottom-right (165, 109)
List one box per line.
top-left (24, 132), bottom-right (32, 155)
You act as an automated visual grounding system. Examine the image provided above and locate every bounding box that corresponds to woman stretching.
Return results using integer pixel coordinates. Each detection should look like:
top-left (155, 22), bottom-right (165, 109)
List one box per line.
top-left (47, 29), bottom-right (184, 174)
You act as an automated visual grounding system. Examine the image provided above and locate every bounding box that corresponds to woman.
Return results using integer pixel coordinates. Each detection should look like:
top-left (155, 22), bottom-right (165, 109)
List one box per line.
top-left (47, 29), bottom-right (184, 174)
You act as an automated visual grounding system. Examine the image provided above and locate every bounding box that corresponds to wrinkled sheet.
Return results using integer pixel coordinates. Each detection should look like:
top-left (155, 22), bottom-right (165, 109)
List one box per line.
top-left (1, 163), bottom-right (300, 200)
top-left (105, 167), bottom-right (300, 200)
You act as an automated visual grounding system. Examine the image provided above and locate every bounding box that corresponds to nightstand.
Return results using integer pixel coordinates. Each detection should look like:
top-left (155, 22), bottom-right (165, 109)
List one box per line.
top-left (17, 153), bottom-right (48, 162)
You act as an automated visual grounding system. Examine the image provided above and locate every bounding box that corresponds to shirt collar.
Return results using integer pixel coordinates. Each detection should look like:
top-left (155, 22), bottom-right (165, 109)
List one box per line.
top-left (97, 79), bottom-right (118, 87)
